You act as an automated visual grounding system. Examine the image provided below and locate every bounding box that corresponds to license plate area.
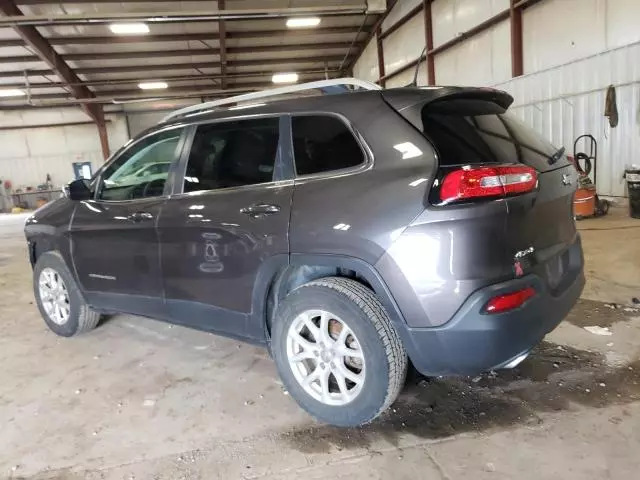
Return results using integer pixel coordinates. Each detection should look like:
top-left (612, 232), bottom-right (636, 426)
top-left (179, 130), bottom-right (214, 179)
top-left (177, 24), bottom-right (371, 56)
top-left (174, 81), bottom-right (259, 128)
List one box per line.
top-left (545, 250), bottom-right (570, 291)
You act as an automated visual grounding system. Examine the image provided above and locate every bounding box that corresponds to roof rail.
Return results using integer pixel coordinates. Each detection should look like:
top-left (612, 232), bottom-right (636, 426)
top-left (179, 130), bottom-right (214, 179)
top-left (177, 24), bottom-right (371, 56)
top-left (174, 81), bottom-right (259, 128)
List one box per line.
top-left (162, 77), bottom-right (382, 123)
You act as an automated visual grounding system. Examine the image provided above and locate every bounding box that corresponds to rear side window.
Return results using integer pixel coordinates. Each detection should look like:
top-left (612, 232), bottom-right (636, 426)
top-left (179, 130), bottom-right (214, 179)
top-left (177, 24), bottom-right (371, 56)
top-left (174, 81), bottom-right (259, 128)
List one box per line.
top-left (420, 99), bottom-right (566, 171)
top-left (183, 117), bottom-right (280, 193)
top-left (292, 115), bottom-right (365, 175)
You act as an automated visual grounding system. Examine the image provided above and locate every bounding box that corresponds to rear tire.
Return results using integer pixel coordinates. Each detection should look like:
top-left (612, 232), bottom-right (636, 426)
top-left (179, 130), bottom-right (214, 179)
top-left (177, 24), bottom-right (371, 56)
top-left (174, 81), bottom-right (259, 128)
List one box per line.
top-left (33, 251), bottom-right (101, 337)
top-left (272, 277), bottom-right (407, 426)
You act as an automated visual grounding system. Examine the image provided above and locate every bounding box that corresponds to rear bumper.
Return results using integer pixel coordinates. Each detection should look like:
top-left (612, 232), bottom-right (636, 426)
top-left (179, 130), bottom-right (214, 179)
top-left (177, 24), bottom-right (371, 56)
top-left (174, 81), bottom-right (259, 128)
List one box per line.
top-left (400, 257), bottom-right (585, 377)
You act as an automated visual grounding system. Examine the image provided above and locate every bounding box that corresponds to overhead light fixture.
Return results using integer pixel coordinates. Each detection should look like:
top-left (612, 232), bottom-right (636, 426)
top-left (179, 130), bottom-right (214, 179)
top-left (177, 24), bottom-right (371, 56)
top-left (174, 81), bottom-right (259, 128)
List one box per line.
top-left (109, 23), bottom-right (150, 35)
top-left (286, 17), bottom-right (321, 28)
top-left (272, 72), bottom-right (299, 84)
top-left (0, 89), bottom-right (26, 97)
top-left (138, 81), bottom-right (168, 90)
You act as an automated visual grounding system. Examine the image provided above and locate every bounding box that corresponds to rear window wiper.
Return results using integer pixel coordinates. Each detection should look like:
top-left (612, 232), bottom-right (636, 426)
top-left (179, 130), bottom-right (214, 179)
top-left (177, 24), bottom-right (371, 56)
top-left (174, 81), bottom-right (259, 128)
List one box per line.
top-left (549, 146), bottom-right (566, 165)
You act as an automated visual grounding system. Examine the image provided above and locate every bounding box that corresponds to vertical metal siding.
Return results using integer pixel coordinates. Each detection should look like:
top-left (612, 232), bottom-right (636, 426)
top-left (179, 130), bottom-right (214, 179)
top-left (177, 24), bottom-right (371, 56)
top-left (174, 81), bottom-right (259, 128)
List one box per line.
top-left (432, 0), bottom-right (509, 48)
top-left (382, 0), bottom-right (423, 33)
top-left (434, 19), bottom-right (511, 85)
top-left (523, 0), bottom-right (607, 74)
top-left (353, 38), bottom-right (379, 83)
top-left (496, 42), bottom-right (640, 197)
top-left (382, 14), bottom-right (426, 75)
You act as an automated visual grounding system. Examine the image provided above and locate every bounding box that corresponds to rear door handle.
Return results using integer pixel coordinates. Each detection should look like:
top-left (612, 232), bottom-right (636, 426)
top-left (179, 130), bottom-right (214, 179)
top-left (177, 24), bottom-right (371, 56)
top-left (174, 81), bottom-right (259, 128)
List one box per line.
top-left (127, 211), bottom-right (154, 223)
top-left (240, 203), bottom-right (281, 218)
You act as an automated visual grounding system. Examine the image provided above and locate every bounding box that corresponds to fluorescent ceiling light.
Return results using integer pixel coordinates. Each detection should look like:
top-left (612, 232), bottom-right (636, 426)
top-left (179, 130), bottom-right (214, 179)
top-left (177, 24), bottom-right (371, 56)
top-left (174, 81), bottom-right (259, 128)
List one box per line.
top-left (272, 72), bottom-right (299, 84)
top-left (286, 17), bottom-right (321, 28)
top-left (109, 23), bottom-right (150, 35)
top-left (138, 81), bottom-right (168, 90)
top-left (0, 89), bottom-right (25, 97)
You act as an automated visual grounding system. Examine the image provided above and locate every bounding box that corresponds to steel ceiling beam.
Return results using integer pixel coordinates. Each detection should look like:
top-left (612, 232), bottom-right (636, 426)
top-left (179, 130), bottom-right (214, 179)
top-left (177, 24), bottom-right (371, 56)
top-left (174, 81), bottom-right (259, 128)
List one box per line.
top-left (0, 55), bottom-right (351, 79)
top-left (0, 26), bottom-right (370, 48)
top-left (0, 0), bottom-right (102, 122)
top-left (0, 6), bottom-right (366, 27)
top-left (78, 56), bottom-right (351, 74)
top-left (514, 0), bottom-right (545, 8)
top-left (3, 79), bottom-right (351, 106)
top-left (20, 80), bottom-right (326, 102)
top-left (0, 42), bottom-right (363, 64)
top-left (0, 68), bottom-right (341, 90)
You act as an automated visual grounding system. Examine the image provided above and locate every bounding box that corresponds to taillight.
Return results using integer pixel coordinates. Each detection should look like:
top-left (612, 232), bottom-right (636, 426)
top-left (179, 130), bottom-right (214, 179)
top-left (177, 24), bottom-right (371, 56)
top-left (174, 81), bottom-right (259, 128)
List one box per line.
top-left (440, 165), bottom-right (537, 203)
top-left (484, 287), bottom-right (536, 314)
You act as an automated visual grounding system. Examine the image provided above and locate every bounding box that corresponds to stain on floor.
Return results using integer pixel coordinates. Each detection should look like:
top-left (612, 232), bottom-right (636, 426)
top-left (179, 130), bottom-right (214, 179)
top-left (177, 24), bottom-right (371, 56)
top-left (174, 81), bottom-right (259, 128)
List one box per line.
top-left (564, 298), bottom-right (639, 328)
top-left (0, 254), bottom-right (12, 267)
top-left (280, 341), bottom-right (640, 454)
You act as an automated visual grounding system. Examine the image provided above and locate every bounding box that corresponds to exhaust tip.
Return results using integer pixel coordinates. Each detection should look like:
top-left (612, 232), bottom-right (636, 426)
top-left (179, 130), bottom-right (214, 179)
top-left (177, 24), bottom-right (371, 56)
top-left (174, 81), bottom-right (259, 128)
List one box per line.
top-left (501, 352), bottom-right (530, 369)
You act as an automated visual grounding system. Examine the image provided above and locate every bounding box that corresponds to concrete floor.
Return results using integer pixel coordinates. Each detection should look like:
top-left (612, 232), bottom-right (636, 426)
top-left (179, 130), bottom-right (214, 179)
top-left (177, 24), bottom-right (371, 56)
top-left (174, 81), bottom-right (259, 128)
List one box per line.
top-left (1, 208), bottom-right (639, 480)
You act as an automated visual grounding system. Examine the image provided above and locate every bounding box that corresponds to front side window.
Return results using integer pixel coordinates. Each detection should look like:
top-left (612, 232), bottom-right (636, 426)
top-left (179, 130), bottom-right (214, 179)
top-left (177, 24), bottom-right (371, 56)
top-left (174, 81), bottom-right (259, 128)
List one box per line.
top-left (292, 115), bottom-right (365, 176)
top-left (183, 117), bottom-right (280, 193)
top-left (98, 128), bottom-right (184, 201)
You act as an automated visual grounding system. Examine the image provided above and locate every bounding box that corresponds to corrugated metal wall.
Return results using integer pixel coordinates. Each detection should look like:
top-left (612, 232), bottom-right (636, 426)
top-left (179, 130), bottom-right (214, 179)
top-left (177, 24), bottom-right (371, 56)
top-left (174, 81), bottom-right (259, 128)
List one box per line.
top-left (0, 108), bottom-right (128, 189)
top-left (496, 41), bottom-right (640, 197)
top-left (352, 0), bottom-right (640, 197)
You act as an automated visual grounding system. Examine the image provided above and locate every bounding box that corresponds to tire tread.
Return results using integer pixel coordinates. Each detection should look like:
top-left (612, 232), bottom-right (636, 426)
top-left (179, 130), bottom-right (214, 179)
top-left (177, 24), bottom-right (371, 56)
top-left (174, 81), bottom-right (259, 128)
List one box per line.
top-left (297, 277), bottom-right (408, 422)
top-left (35, 251), bottom-right (100, 337)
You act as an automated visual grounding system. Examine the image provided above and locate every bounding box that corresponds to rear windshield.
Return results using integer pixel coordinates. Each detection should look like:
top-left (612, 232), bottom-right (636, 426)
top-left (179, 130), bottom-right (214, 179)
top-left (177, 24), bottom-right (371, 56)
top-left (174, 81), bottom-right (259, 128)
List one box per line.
top-left (420, 99), bottom-right (567, 171)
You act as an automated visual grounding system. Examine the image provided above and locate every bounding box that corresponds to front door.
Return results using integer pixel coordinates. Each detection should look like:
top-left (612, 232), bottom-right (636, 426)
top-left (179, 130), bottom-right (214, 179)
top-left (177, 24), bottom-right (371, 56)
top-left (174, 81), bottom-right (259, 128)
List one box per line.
top-left (70, 125), bottom-right (187, 317)
top-left (158, 117), bottom-right (293, 341)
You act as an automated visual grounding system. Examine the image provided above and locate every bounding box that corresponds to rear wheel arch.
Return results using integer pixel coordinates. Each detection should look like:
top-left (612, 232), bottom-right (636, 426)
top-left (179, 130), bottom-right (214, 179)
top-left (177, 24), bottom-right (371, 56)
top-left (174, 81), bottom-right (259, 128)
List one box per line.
top-left (259, 255), bottom-right (408, 341)
top-left (269, 275), bottom-right (409, 426)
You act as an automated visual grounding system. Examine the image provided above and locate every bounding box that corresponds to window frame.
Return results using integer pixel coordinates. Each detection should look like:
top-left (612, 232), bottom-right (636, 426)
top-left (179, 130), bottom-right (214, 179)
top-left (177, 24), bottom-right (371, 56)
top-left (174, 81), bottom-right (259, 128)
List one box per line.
top-left (92, 124), bottom-right (189, 203)
top-left (289, 112), bottom-right (373, 180)
top-left (170, 113), bottom-right (293, 197)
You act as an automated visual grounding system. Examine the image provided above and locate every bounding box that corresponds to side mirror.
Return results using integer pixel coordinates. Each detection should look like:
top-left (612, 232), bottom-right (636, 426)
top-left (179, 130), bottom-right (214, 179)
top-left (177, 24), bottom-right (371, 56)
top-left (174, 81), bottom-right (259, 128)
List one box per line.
top-left (63, 178), bottom-right (92, 201)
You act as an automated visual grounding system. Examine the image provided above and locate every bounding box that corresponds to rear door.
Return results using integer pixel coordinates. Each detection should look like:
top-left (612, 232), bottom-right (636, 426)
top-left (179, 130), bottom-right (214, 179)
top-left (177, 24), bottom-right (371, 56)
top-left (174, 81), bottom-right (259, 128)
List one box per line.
top-left (157, 116), bottom-right (293, 341)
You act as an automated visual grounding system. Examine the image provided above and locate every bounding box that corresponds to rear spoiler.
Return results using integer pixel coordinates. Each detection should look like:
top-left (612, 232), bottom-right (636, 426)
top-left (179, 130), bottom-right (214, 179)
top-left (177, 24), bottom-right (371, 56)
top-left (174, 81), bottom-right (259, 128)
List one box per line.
top-left (382, 86), bottom-right (514, 131)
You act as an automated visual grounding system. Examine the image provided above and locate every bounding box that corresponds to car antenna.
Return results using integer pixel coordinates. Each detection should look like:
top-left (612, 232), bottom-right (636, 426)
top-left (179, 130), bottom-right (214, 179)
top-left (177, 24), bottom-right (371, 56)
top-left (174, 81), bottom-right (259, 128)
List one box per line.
top-left (408, 47), bottom-right (427, 87)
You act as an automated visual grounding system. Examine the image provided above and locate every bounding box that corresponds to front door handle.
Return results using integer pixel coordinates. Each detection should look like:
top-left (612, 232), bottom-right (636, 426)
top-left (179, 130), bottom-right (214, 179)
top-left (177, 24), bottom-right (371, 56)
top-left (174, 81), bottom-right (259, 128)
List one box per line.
top-left (127, 211), bottom-right (154, 223)
top-left (240, 203), bottom-right (281, 219)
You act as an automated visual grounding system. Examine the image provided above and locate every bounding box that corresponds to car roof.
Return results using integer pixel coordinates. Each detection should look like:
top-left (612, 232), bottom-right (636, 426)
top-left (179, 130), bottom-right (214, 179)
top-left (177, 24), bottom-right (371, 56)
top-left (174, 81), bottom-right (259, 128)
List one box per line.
top-left (139, 85), bottom-right (512, 139)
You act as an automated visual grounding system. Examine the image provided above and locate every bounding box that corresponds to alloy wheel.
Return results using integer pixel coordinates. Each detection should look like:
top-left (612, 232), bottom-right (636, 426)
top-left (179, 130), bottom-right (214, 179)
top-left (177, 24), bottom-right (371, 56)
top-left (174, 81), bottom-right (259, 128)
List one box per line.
top-left (38, 267), bottom-right (70, 325)
top-left (286, 309), bottom-right (366, 406)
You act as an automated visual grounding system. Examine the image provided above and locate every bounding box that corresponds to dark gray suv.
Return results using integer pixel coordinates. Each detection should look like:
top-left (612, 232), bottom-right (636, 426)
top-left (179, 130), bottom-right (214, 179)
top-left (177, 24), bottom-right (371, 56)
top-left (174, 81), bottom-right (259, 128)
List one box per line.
top-left (25, 81), bottom-right (584, 427)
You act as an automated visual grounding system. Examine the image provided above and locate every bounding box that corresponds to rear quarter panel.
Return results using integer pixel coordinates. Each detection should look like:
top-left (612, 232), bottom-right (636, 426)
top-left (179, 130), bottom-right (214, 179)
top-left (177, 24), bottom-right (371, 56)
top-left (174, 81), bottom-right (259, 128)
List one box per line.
top-left (377, 200), bottom-right (510, 327)
top-left (289, 96), bottom-right (438, 264)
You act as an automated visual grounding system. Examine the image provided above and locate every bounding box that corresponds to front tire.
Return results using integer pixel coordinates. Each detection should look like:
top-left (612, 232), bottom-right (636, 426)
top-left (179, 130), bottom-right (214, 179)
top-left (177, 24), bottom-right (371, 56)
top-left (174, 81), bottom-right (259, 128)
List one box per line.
top-left (272, 277), bottom-right (407, 426)
top-left (33, 251), bottom-right (101, 337)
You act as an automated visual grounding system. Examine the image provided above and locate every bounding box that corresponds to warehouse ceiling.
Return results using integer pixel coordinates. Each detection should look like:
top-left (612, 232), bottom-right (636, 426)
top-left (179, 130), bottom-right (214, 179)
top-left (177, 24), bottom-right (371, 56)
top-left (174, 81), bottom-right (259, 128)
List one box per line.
top-left (0, 0), bottom-right (384, 112)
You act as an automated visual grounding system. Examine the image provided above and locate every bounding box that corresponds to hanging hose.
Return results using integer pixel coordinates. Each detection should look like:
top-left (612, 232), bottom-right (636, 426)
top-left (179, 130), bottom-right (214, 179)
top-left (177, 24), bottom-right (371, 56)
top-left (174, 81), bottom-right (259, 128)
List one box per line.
top-left (574, 152), bottom-right (593, 176)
